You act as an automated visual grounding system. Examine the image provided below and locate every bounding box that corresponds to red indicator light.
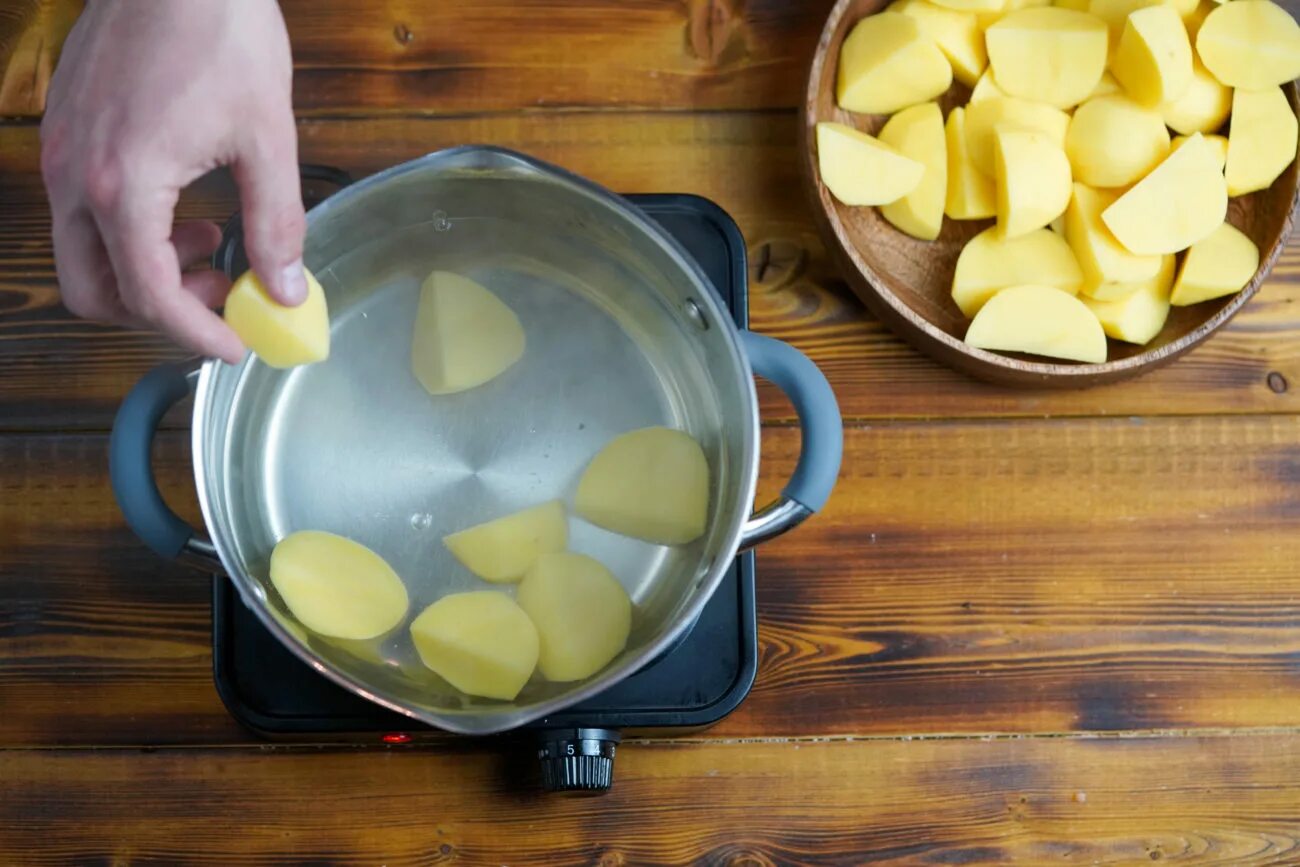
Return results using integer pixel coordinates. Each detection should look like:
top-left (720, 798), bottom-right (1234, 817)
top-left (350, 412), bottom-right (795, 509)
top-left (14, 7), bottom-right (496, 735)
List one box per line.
top-left (382, 732), bottom-right (412, 744)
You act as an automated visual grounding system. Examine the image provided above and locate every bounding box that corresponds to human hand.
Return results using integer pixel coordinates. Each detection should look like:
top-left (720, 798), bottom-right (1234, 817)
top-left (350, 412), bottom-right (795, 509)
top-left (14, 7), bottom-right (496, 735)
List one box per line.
top-left (40, 0), bottom-right (306, 364)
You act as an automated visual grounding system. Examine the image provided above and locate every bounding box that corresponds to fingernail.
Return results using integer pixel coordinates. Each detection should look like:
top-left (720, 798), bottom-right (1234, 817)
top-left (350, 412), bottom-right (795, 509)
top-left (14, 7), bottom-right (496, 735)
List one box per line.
top-left (278, 259), bottom-right (308, 306)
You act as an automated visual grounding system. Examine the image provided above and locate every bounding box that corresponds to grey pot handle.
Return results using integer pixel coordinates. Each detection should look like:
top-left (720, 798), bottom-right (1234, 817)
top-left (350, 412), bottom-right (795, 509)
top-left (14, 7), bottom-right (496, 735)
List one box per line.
top-left (738, 331), bottom-right (843, 550)
top-left (109, 362), bottom-right (222, 570)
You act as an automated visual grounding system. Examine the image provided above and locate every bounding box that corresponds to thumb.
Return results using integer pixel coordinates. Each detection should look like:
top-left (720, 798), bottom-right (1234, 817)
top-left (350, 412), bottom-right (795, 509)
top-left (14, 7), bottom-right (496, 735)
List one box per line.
top-left (233, 117), bottom-right (308, 306)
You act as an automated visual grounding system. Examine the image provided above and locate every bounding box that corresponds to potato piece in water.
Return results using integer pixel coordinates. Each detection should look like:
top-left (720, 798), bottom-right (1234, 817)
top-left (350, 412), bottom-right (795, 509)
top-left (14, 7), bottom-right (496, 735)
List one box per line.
top-left (1195, 0), bottom-right (1300, 90)
top-left (836, 12), bottom-right (953, 114)
top-left (411, 271), bottom-right (525, 395)
top-left (270, 531), bottom-right (409, 640)
top-left (576, 427), bottom-right (710, 546)
top-left (984, 7), bottom-right (1108, 109)
top-left (966, 284), bottom-right (1107, 363)
top-left (517, 552), bottom-right (632, 682)
top-left (443, 500), bottom-right (567, 584)
top-left (1101, 133), bottom-right (1227, 255)
top-left (409, 592), bottom-right (539, 701)
top-left (816, 123), bottom-right (924, 207)
top-left (223, 268), bottom-right (330, 369)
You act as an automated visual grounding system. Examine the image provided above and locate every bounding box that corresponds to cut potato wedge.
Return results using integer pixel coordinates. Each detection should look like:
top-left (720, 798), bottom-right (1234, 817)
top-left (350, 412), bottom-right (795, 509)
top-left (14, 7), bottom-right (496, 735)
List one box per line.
top-left (964, 96), bottom-right (1071, 175)
top-left (1065, 94), bottom-right (1170, 187)
top-left (894, 0), bottom-right (988, 86)
top-left (994, 127), bottom-right (1073, 239)
top-left (952, 227), bottom-right (1084, 316)
top-left (879, 103), bottom-right (948, 241)
top-left (411, 271), bottom-right (525, 395)
top-left (945, 107), bottom-right (998, 220)
top-left (1087, 0), bottom-right (1161, 45)
top-left (1195, 0), bottom-right (1300, 89)
top-left (1170, 222), bottom-right (1260, 306)
top-left (409, 592), bottom-right (539, 701)
top-left (816, 122), bottom-right (925, 207)
top-left (985, 7), bottom-right (1108, 109)
top-left (224, 268), bottom-right (330, 369)
top-left (1171, 133), bottom-right (1228, 169)
top-left (517, 552), bottom-right (632, 682)
top-left (931, 0), bottom-right (1005, 13)
top-left (1065, 184), bottom-right (1164, 287)
top-left (270, 531), bottom-right (409, 640)
top-left (1160, 59), bottom-right (1232, 136)
top-left (1225, 86), bottom-right (1299, 197)
top-left (836, 12), bottom-right (954, 114)
top-left (576, 427), bottom-right (710, 546)
top-left (969, 69), bottom-right (1008, 103)
top-left (1111, 4), bottom-right (1193, 107)
top-left (1080, 255), bottom-right (1175, 343)
top-left (443, 500), bottom-right (567, 584)
top-left (966, 284), bottom-right (1107, 363)
top-left (1101, 133), bottom-right (1227, 254)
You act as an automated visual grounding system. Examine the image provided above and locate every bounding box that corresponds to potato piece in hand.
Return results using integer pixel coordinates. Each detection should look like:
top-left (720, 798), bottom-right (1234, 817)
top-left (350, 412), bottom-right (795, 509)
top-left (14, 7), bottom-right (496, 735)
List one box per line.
top-left (879, 103), bottom-right (948, 241)
top-left (836, 12), bottom-right (953, 114)
top-left (994, 127), bottom-right (1073, 239)
top-left (964, 97), bottom-right (1071, 175)
top-left (894, 0), bottom-right (988, 86)
top-left (1080, 254), bottom-right (1175, 343)
top-left (411, 271), bottom-right (525, 395)
top-left (1065, 184), bottom-right (1163, 288)
top-left (409, 592), bottom-right (539, 701)
top-left (985, 8), bottom-right (1108, 109)
top-left (816, 123), bottom-right (924, 206)
top-left (1170, 222), bottom-right (1260, 306)
top-left (1111, 5), bottom-right (1193, 107)
top-left (1160, 60), bottom-right (1232, 136)
top-left (443, 501), bottom-right (567, 584)
top-left (517, 552), bottom-right (632, 682)
top-left (952, 227), bottom-right (1084, 316)
top-left (1225, 87), bottom-right (1299, 197)
top-left (1101, 134), bottom-right (1227, 254)
top-left (270, 531), bottom-right (409, 640)
top-left (945, 108), bottom-right (998, 220)
top-left (1195, 0), bottom-right (1300, 90)
top-left (966, 284), bottom-right (1107, 362)
top-left (576, 427), bottom-right (709, 546)
top-left (1171, 133), bottom-right (1227, 169)
top-left (224, 268), bottom-right (330, 369)
top-left (1065, 95), bottom-right (1170, 188)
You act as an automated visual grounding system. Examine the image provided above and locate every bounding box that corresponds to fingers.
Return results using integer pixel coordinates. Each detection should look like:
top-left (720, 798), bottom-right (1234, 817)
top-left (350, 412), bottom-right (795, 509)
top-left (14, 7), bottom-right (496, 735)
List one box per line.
top-left (49, 208), bottom-right (140, 327)
top-left (171, 220), bottom-right (224, 270)
top-left (233, 113), bottom-right (307, 306)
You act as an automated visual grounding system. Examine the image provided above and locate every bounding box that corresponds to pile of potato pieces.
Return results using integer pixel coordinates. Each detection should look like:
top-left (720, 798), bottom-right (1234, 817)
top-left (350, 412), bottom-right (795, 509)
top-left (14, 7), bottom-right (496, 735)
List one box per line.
top-left (817, 0), bottom-right (1300, 364)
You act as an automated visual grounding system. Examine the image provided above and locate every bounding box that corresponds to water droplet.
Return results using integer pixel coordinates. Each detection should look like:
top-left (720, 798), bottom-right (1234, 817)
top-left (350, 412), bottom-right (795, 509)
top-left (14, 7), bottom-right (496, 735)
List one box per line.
top-left (431, 210), bottom-right (452, 232)
top-left (409, 512), bottom-right (433, 530)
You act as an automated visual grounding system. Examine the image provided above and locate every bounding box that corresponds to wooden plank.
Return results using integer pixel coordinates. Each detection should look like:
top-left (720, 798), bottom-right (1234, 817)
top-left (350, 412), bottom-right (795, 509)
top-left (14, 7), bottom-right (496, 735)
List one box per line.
top-left (0, 0), bottom-right (79, 116)
top-left (3, 734), bottom-right (1300, 863)
top-left (2, 117), bottom-right (1299, 431)
top-left (4, 418), bottom-right (1300, 746)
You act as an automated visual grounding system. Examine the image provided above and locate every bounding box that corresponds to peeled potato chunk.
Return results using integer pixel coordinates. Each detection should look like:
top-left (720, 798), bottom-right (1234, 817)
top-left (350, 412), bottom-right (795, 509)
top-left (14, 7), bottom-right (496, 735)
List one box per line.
top-left (1225, 86), bottom-right (1299, 197)
top-left (1065, 95), bottom-right (1170, 188)
top-left (1101, 134), bottom-right (1227, 255)
top-left (1080, 255), bottom-right (1175, 343)
top-left (1089, 72), bottom-right (1122, 100)
top-left (945, 107), bottom-right (998, 220)
top-left (816, 123), bottom-right (925, 207)
top-left (836, 12), bottom-right (953, 114)
top-left (443, 500), bottom-right (567, 584)
top-left (932, 0), bottom-right (1005, 14)
top-left (1195, 0), bottom-right (1300, 89)
top-left (1111, 5), bottom-right (1193, 107)
top-left (224, 268), bottom-right (330, 369)
top-left (1170, 222), bottom-right (1260, 306)
top-left (516, 552), bottom-right (632, 682)
top-left (953, 227), bottom-right (1084, 316)
top-left (894, 0), bottom-right (988, 86)
top-left (1160, 60), bottom-right (1232, 136)
top-left (409, 592), bottom-right (539, 701)
top-left (994, 127), bottom-right (1073, 239)
top-left (966, 284), bottom-right (1107, 362)
top-left (1172, 133), bottom-right (1227, 169)
top-left (1065, 184), bottom-right (1164, 287)
top-left (985, 8), bottom-right (1108, 109)
top-left (964, 96), bottom-right (1071, 175)
top-left (411, 271), bottom-right (525, 395)
top-left (576, 426), bottom-right (710, 546)
top-left (270, 531), bottom-right (409, 640)
top-left (1087, 0), bottom-right (1161, 46)
top-left (968, 69), bottom-right (1007, 103)
top-left (879, 103), bottom-right (948, 241)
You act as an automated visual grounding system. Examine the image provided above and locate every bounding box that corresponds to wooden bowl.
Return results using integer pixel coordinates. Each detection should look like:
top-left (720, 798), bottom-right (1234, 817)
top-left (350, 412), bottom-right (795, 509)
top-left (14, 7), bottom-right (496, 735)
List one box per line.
top-left (802, 0), bottom-right (1300, 388)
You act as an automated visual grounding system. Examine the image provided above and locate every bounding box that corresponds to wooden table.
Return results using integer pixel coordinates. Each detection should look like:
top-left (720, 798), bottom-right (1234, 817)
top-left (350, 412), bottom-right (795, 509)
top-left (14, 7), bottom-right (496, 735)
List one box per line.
top-left (3, 1), bottom-right (1300, 863)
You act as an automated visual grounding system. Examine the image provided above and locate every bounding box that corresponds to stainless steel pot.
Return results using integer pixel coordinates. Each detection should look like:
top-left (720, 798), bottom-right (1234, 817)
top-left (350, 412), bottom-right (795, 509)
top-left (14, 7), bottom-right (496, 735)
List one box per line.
top-left (110, 146), bottom-right (841, 735)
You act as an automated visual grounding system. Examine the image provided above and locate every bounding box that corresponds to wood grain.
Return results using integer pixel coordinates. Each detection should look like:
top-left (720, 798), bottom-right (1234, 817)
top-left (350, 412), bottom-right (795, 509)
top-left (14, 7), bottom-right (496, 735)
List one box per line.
top-left (5, 418), bottom-right (1299, 746)
top-left (3, 734), bottom-right (1300, 864)
top-left (2, 119), bottom-right (1298, 431)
